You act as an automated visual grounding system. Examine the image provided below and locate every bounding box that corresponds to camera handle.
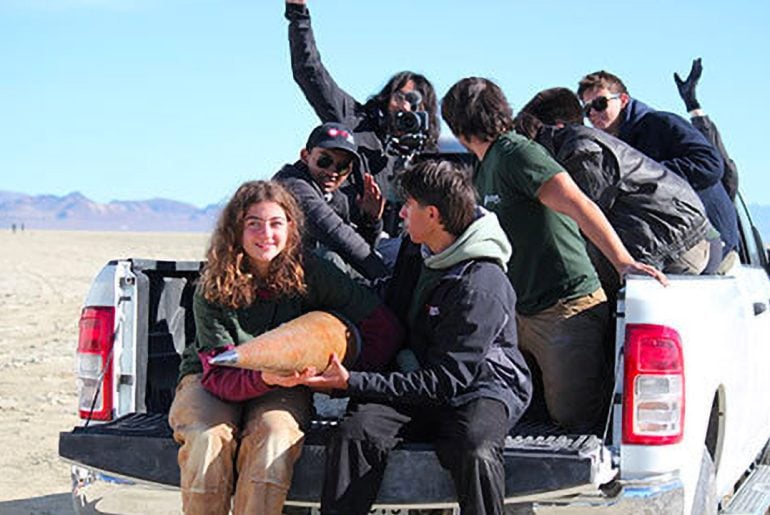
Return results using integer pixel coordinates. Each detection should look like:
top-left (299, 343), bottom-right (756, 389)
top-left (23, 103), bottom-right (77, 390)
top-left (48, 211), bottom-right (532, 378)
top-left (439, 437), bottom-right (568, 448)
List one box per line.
top-left (384, 133), bottom-right (427, 160)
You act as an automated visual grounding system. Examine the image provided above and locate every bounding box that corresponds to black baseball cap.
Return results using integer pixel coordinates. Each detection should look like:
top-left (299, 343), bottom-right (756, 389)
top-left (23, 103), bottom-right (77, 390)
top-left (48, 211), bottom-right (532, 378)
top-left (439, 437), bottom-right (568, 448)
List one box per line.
top-left (305, 122), bottom-right (361, 160)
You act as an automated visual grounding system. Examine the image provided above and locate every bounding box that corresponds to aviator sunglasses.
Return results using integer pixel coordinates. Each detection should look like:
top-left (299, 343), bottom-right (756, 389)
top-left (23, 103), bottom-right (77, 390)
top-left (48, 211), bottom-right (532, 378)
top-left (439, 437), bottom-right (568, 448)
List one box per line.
top-left (316, 153), bottom-right (353, 175)
top-left (583, 93), bottom-right (622, 116)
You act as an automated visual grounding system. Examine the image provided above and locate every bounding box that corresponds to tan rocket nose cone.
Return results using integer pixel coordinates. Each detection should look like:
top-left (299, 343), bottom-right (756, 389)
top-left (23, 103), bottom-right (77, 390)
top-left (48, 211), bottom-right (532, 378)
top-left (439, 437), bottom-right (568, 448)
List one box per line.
top-left (215, 311), bottom-right (358, 375)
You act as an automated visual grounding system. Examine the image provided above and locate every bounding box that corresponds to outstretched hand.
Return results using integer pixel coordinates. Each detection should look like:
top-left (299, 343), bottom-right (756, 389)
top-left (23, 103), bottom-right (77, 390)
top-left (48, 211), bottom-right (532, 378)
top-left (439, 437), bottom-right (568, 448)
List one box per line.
top-left (674, 58), bottom-right (703, 112)
top-left (618, 261), bottom-right (669, 287)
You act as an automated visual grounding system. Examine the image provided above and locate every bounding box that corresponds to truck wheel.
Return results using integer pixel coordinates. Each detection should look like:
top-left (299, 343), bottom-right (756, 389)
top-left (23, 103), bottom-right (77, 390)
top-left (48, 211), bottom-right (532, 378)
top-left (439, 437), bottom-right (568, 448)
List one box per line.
top-left (691, 446), bottom-right (717, 515)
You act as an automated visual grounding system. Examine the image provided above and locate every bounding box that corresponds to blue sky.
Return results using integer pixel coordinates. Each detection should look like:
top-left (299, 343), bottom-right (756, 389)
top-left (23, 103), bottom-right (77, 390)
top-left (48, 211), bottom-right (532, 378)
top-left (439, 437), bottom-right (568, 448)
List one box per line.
top-left (2, 0), bottom-right (769, 207)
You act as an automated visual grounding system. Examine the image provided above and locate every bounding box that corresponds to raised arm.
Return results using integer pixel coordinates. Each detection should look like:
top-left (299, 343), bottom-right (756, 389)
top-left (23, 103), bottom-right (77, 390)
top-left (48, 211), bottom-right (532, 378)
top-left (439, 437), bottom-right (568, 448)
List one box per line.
top-left (691, 116), bottom-right (739, 200)
top-left (675, 59), bottom-right (739, 200)
top-left (284, 0), bottom-right (361, 123)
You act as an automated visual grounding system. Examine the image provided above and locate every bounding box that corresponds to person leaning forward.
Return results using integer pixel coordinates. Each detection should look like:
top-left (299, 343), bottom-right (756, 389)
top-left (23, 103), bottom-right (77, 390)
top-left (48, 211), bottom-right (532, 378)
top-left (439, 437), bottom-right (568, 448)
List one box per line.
top-left (441, 77), bottom-right (667, 433)
top-left (516, 87), bottom-right (720, 292)
top-left (578, 70), bottom-right (739, 264)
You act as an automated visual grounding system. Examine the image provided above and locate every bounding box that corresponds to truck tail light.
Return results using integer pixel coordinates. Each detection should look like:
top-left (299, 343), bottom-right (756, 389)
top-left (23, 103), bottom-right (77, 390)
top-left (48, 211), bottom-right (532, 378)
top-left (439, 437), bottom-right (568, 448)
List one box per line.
top-left (77, 307), bottom-right (115, 421)
top-left (622, 324), bottom-right (684, 445)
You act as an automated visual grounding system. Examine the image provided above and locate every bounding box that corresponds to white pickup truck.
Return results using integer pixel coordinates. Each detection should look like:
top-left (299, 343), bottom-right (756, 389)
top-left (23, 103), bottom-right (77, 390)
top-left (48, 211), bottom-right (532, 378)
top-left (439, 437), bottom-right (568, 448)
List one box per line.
top-left (59, 191), bottom-right (770, 514)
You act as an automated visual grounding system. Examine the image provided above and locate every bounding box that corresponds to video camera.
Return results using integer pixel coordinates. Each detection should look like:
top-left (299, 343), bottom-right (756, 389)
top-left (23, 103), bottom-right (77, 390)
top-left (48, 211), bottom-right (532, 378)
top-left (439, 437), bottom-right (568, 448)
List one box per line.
top-left (385, 91), bottom-right (430, 158)
top-left (393, 109), bottom-right (429, 135)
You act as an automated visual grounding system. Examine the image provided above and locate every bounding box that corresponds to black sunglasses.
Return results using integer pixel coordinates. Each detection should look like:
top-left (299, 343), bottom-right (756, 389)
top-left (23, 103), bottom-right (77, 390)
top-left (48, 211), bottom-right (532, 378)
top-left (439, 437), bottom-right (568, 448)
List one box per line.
top-left (583, 94), bottom-right (621, 116)
top-left (316, 154), bottom-right (353, 174)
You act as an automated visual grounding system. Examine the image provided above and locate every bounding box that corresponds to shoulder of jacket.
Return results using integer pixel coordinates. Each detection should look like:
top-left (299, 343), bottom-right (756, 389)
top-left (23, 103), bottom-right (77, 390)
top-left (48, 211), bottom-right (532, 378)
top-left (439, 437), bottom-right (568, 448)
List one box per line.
top-left (560, 127), bottom-right (603, 153)
top-left (302, 252), bottom-right (345, 286)
top-left (438, 260), bottom-right (509, 293)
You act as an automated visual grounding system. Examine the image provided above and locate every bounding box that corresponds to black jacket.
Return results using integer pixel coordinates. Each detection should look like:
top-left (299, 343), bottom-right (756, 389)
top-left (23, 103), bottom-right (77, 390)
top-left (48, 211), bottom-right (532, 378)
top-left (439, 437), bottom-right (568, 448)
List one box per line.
top-left (273, 161), bottom-right (389, 281)
top-left (618, 98), bottom-right (738, 254)
top-left (285, 3), bottom-right (398, 182)
top-left (349, 243), bottom-right (532, 425)
top-left (537, 125), bottom-right (712, 269)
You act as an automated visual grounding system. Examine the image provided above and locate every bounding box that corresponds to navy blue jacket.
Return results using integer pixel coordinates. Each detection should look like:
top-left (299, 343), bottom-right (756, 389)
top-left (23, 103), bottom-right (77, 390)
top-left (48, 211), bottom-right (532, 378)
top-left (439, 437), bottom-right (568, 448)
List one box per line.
top-left (618, 98), bottom-right (738, 254)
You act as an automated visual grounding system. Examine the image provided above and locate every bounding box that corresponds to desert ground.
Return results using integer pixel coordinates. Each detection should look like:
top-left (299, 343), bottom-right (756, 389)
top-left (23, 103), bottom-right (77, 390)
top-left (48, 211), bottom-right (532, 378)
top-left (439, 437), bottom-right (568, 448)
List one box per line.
top-left (0, 229), bottom-right (208, 514)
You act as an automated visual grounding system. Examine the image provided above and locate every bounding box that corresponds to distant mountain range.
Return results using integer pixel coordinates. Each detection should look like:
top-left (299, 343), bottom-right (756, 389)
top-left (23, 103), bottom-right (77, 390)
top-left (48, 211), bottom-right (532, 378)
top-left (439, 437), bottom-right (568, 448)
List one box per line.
top-left (2, 190), bottom-right (770, 245)
top-left (0, 190), bottom-right (221, 232)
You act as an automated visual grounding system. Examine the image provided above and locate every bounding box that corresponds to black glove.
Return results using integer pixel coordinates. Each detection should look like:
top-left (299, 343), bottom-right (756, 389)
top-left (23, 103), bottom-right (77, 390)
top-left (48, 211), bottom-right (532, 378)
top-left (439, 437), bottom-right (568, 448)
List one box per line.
top-left (674, 58), bottom-right (702, 112)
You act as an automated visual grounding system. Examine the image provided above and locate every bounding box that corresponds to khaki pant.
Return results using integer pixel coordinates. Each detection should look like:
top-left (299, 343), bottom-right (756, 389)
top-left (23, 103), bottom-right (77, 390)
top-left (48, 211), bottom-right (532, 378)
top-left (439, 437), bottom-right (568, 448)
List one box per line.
top-left (517, 288), bottom-right (610, 433)
top-left (168, 374), bottom-right (312, 515)
top-left (664, 237), bottom-right (711, 275)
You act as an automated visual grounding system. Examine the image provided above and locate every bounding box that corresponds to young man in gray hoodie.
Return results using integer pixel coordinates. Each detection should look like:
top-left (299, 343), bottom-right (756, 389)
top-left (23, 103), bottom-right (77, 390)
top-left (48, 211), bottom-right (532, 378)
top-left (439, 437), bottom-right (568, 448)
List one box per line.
top-left (277, 159), bottom-right (532, 515)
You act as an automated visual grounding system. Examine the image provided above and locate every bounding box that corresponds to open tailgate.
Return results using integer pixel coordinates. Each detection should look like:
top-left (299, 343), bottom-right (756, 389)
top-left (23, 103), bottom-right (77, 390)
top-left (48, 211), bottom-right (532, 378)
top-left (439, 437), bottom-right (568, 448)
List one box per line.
top-left (60, 413), bottom-right (609, 504)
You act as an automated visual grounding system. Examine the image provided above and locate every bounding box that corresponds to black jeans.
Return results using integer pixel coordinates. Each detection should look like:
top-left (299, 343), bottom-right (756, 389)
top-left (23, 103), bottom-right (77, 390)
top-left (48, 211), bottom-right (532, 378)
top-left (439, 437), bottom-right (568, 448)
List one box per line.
top-left (321, 397), bottom-right (508, 515)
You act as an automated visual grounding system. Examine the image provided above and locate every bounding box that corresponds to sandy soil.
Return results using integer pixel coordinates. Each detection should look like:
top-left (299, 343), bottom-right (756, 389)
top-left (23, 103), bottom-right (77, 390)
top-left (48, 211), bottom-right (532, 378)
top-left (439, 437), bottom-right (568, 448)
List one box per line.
top-left (0, 230), bottom-right (208, 514)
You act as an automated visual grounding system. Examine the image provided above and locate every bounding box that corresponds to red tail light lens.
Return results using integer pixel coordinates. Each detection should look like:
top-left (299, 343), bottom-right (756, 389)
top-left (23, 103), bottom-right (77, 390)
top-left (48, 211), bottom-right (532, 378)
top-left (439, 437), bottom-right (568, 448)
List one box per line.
top-left (622, 324), bottom-right (685, 445)
top-left (77, 307), bottom-right (115, 421)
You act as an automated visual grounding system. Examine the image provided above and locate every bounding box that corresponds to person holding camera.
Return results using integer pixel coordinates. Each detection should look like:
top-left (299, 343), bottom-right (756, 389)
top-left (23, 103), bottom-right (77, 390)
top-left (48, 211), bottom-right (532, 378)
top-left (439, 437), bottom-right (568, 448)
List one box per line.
top-left (273, 122), bottom-right (391, 282)
top-left (284, 0), bottom-right (440, 236)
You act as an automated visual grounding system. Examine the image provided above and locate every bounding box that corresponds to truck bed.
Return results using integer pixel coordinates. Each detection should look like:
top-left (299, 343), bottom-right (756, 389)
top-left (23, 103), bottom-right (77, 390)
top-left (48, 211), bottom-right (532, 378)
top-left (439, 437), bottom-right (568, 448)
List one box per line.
top-left (62, 258), bottom-right (614, 507)
top-left (59, 411), bottom-right (607, 506)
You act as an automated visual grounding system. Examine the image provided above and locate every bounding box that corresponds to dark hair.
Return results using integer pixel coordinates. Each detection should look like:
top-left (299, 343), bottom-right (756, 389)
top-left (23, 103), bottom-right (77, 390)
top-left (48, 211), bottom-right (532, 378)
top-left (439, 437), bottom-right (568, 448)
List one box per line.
top-left (441, 77), bottom-right (514, 143)
top-left (397, 159), bottom-right (476, 236)
top-left (365, 71), bottom-right (439, 150)
top-left (520, 87), bottom-right (584, 126)
top-left (577, 70), bottom-right (629, 98)
top-left (512, 111), bottom-right (544, 141)
top-left (200, 180), bottom-right (306, 308)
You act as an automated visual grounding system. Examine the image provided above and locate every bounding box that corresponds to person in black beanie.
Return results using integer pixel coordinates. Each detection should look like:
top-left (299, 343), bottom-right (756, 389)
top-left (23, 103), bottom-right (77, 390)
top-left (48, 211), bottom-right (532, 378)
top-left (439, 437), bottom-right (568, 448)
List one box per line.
top-left (675, 58), bottom-right (739, 202)
top-left (283, 0), bottom-right (440, 237)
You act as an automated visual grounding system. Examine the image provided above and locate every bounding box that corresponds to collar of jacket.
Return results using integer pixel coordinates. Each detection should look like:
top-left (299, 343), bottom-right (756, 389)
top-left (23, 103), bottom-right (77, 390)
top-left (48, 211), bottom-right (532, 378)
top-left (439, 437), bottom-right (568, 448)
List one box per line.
top-left (534, 124), bottom-right (560, 156)
top-left (421, 207), bottom-right (511, 272)
top-left (295, 160), bottom-right (331, 197)
top-left (618, 97), bottom-right (653, 140)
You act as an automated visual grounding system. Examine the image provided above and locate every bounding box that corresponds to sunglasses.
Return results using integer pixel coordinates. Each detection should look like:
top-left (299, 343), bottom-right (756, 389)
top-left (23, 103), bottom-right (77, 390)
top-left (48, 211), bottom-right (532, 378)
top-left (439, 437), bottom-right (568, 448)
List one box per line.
top-left (583, 93), bottom-right (622, 116)
top-left (316, 153), bottom-right (353, 175)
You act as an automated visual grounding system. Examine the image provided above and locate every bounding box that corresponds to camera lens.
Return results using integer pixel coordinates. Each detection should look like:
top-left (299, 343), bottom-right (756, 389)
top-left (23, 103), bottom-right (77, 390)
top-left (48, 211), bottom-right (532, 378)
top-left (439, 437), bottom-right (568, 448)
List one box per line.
top-left (394, 111), bottom-right (421, 133)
